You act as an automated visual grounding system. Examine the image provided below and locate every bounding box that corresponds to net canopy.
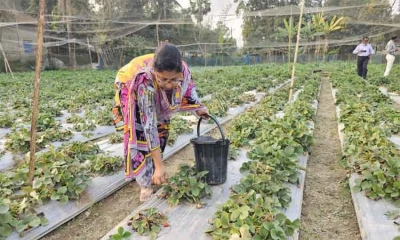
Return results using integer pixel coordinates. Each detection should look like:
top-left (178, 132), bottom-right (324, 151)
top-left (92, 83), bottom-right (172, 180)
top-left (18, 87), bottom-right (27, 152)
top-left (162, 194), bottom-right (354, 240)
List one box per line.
top-left (0, 0), bottom-right (399, 70)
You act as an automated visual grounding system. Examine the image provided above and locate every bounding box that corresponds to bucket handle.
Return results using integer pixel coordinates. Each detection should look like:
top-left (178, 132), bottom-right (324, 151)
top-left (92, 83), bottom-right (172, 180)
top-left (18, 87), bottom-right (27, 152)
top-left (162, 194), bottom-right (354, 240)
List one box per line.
top-left (196, 114), bottom-right (225, 141)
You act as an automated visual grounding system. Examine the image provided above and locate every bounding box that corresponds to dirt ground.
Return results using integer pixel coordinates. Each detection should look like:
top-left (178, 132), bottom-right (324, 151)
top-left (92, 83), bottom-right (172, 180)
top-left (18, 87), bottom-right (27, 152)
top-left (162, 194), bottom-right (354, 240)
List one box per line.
top-left (42, 144), bottom-right (195, 240)
top-left (299, 78), bottom-right (360, 240)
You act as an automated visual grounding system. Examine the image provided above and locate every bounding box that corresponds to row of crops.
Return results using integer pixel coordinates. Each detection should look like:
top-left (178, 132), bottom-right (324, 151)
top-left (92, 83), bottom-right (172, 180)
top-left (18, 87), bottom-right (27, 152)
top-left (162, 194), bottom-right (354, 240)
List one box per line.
top-left (0, 64), bottom-right (306, 239)
top-left (330, 63), bottom-right (400, 201)
top-left (206, 73), bottom-right (321, 239)
top-left (328, 62), bottom-right (400, 240)
top-left (0, 65), bottom-right (292, 158)
top-left (104, 62), bottom-right (400, 240)
top-left (104, 67), bottom-right (322, 239)
top-left (368, 65), bottom-right (400, 95)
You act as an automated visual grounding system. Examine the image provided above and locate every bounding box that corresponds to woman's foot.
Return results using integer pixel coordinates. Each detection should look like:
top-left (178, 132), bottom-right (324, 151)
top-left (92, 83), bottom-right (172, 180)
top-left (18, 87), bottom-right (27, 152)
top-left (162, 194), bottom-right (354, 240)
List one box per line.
top-left (140, 187), bottom-right (153, 202)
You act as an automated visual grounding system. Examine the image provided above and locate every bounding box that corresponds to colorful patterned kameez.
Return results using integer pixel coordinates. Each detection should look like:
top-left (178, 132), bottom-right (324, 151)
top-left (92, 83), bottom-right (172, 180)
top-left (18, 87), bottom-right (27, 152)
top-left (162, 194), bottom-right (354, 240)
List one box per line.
top-left (114, 54), bottom-right (205, 188)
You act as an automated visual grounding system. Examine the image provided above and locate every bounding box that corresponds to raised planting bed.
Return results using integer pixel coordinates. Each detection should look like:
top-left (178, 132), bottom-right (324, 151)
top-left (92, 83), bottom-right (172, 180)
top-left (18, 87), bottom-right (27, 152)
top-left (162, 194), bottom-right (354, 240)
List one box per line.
top-left (329, 67), bottom-right (400, 240)
top-left (102, 75), bottom-right (322, 240)
top-left (4, 80), bottom-right (290, 240)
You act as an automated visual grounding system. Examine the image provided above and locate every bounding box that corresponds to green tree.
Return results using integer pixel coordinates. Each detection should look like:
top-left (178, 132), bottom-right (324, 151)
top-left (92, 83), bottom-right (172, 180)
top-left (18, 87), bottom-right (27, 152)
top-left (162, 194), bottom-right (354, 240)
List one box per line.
top-left (189, 0), bottom-right (211, 23)
top-left (235, 0), bottom-right (325, 49)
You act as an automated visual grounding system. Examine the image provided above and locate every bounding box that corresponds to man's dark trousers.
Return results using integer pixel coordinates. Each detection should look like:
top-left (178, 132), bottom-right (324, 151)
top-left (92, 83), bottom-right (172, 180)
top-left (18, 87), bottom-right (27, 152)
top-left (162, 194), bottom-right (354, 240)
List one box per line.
top-left (357, 56), bottom-right (369, 79)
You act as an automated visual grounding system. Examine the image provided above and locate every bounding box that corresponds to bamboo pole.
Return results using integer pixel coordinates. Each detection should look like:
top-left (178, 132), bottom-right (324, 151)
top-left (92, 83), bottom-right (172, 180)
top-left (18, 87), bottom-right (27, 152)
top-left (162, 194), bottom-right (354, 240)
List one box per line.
top-left (87, 37), bottom-right (93, 67)
top-left (66, 0), bottom-right (76, 69)
top-left (13, 2), bottom-right (22, 62)
top-left (0, 43), bottom-right (14, 78)
top-left (288, 0), bottom-right (305, 102)
top-left (28, 0), bottom-right (46, 186)
top-left (204, 44), bottom-right (207, 67)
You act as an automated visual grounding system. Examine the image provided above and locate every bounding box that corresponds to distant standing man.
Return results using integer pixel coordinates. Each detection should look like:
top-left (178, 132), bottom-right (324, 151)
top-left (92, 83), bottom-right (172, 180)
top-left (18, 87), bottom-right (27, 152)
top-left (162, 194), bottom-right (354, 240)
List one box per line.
top-left (384, 36), bottom-right (398, 77)
top-left (353, 37), bottom-right (374, 79)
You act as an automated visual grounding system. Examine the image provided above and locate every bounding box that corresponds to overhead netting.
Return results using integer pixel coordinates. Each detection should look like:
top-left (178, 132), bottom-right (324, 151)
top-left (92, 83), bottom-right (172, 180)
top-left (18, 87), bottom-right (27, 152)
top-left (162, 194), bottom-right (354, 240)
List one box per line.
top-left (0, 0), bottom-right (399, 71)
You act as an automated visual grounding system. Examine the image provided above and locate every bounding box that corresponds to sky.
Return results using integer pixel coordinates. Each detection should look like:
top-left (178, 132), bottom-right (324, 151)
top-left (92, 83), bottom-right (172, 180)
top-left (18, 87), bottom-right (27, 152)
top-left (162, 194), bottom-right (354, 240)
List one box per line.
top-left (177, 0), bottom-right (244, 47)
top-left (392, 0), bottom-right (400, 14)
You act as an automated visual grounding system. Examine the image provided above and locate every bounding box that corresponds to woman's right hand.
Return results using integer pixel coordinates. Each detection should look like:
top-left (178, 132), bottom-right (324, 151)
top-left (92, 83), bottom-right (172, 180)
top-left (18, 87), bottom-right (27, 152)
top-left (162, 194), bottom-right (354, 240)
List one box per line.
top-left (152, 166), bottom-right (168, 185)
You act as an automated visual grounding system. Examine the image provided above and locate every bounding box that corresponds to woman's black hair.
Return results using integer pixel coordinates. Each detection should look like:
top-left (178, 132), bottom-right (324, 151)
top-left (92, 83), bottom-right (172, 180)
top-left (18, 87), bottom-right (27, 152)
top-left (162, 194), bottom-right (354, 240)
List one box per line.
top-left (391, 36), bottom-right (398, 40)
top-left (153, 43), bottom-right (182, 72)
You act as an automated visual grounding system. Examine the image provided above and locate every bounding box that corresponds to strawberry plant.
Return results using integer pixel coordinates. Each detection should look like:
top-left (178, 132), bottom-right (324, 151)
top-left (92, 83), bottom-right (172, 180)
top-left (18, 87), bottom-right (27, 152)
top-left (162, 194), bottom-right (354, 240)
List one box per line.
top-left (5, 126), bottom-right (73, 153)
top-left (367, 75), bottom-right (390, 86)
top-left (0, 64), bottom-right (320, 237)
top-left (207, 191), bottom-right (300, 240)
top-left (228, 146), bottom-right (239, 160)
top-left (72, 121), bottom-right (97, 132)
top-left (5, 127), bottom-right (34, 153)
top-left (384, 210), bottom-right (400, 220)
top-left (86, 107), bottom-right (113, 126)
top-left (284, 100), bottom-right (316, 122)
top-left (41, 128), bottom-right (73, 143)
top-left (109, 132), bottom-right (124, 144)
top-left (0, 113), bottom-right (13, 128)
top-left (0, 200), bottom-right (14, 238)
top-left (248, 126), bottom-right (304, 184)
top-left (239, 93), bottom-right (256, 103)
top-left (227, 90), bottom-right (290, 148)
top-left (109, 227), bottom-right (132, 240)
top-left (66, 114), bottom-right (85, 124)
top-left (89, 155), bottom-right (123, 175)
top-left (167, 116), bottom-right (193, 146)
top-left (0, 141), bottom-right (119, 235)
top-left (128, 208), bottom-right (168, 240)
top-left (207, 73), bottom-right (320, 239)
top-left (203, 98), bottom-right (229, 118)
top-left (159, 164), bottom-right (212, 206)
top-left (36, 113), bottom-right (58, 132)
top-left (231, 173), bottom-right (292, 208)
top-left (330, 65), bottom-right (400, 201)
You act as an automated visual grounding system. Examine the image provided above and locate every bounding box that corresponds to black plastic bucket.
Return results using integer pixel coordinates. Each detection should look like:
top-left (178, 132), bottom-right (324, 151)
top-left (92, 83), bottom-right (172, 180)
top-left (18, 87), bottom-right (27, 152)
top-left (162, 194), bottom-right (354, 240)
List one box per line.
top-left (190, 115), bottom-right (230, 185)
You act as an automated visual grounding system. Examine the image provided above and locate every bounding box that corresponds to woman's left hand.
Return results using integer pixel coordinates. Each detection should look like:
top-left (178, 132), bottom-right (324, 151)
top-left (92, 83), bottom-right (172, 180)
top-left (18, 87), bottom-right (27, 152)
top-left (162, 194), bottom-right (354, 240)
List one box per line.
top-left (196, 109), bottom-right (209, 119)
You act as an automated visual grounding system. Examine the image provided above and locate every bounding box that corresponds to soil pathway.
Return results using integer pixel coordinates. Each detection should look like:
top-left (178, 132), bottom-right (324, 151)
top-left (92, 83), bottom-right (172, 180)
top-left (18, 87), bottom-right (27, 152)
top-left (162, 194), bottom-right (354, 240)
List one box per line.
top-left (299, 78), bottom-right (360, 240)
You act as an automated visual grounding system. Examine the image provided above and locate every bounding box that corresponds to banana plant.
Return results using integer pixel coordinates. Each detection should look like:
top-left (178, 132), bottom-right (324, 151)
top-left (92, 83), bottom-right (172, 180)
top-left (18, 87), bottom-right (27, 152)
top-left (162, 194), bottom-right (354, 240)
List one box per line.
top-left (272, 16), bottom-right (298, 64)
top-left (312, 13), bottom-right (345, 61)
top-left (300, 19), bottom-right (316, 62)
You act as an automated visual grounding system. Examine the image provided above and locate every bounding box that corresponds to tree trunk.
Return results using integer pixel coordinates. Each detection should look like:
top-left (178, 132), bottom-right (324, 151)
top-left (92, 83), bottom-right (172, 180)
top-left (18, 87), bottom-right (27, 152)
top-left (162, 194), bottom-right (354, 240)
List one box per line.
top-left (163, 0), bottom-right (167, 20)
top-left (156, 12), bottom-right (161, 44)
top-left (324, 37), bottom-right (329, 62)
top-left (119, 49), bottom-right (124, 68)
top-left (315, 36), bottom-right (321, 61)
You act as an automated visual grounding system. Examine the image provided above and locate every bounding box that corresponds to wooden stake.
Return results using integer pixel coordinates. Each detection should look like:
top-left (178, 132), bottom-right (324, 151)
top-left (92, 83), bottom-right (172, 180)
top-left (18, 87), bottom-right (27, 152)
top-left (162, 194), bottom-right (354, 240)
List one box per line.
top-left (87, 37), bottom-right (93, 66)
top-left (204, 44), bottom-right (207, 67)
top-left (28, 0), bottom-right (46, 186)
top-left (0, 43), bottom-right (14, 78)
top-left (66, 0), bottom-right (76, 69)
top-left (13, 1), bottom-right (22, 62)
top-left (288, 0), bottom-right (305, 102)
